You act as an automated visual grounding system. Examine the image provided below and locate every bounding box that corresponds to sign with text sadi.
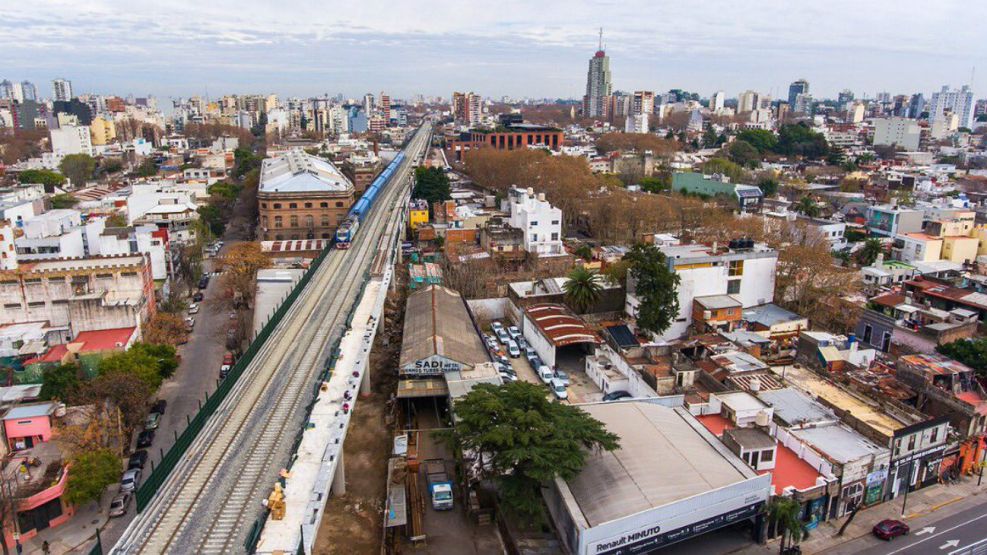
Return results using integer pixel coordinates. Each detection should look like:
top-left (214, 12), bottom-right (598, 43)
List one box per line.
top-left (401, 355), bottom-right (462, 376)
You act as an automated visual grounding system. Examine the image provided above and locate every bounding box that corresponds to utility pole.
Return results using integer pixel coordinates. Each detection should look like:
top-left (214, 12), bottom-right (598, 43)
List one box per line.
top-left (901, 459), bottom-right (913, 516)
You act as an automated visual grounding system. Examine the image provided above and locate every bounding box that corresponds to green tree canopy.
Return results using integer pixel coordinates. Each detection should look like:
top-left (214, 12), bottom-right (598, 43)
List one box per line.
top-left (446, 381), bottom-right (619, 517)
top-left (135, 157), bottom-right (158, 178)
top-left (563, 266), bottom-right (603, 313)
top-left (18, 169), bottom-right (66, 191)
top-left (937, 338), bottom-right (987, 377)
top-left (105, 213), bottom-right (128, 227)
top-left (98, 345), bottom-right (175, 390)
top-left (413, 166), bottom-right (452, 205)
top-left (735, 129), bottom-right (778, 153)
top-left (50, 193), bottom-right (80, 209)
top-left (757, 177), bottom-right (779, 197)
top-left (208, 181), bottom-right (242, 200)
top-left (234, 148), bottom-right (262, 178)
top-left (59, 153), bottom-right (97, 186)
top-left (129, 342), bottom-right (180, 380)
top-left (777, 123), bottom-right (830, 159)
top-left (625, 243), bottom-right (681, 335)
top-left (638, 175), bottom-right (670, 193)
top-left (700, 158), bottom-right (748, 183)
top-left (856, 238), bottom-right (884, 266)
top-left (65, 448), bottom-right (120, 506)
top-left (727, 140), bottom-right (761, 169)
top-left (39, 364), bottom-right (84, 402)
top-left (794, 196), bottom-right (820, 218)
top-left (766, 496), bottom-right (805, 553)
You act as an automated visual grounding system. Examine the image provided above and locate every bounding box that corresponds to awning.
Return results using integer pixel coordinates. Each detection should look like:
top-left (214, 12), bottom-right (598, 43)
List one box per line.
top-left (395, 378), bottom-right (449, 399)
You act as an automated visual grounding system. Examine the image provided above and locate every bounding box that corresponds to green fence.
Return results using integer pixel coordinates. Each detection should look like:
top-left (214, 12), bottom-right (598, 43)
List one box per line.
top-left (135, 243), bottom-right (335, 512)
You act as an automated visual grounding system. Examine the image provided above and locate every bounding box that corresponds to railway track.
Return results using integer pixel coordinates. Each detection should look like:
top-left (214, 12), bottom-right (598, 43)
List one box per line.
top-left (112, 125), bottom-right (431, 554)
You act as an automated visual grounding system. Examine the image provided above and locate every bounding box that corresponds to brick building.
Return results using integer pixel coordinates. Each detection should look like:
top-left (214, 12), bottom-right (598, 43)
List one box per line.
top-left (445, 123), bottom-right (564, 162)
top-left (258, 149), bottom-right (356, 241)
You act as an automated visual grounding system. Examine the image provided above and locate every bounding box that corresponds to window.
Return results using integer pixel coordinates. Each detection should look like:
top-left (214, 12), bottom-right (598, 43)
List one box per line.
top-left (321, 216), bottom-right (330, 227)
top-left (930, 426), bottom-right (939, 444)
top-left (728, 260), bottom-right (744, 276)
top-left (290, 215), bottom-right (298, 227)
top-left (274, 216), bottom-right (283, 228)
top-left (907, 434), bottom-right (916, 451)
top-left (289, 203), bottom-right (297, 209)
top-left (551, 220), bottom-right (559, 225)
top-left (305, 215), bottom-right (314, 228)
top-left (304, 202), bottom-right (312, 208)
top-left (551, 233), bottom-right (559, 241)
top-left (261, 216), bottom-right (268, 228)
top-left (261, 202), bottom-right (267, 209)
top-left (727, 279), bottom-right (741, 295)
top-left (273, 203), bottom-right (282, 209)
top-left (320, 202), bottom-right (329, 208)
top-left (760, 449), bottom-right (773, 462)
top-left (336, 201), bottom-right (344, 208)
top-left (862, 324), bottom-right (873, 344)
top-left (530, 221), bottom-right (538, 227)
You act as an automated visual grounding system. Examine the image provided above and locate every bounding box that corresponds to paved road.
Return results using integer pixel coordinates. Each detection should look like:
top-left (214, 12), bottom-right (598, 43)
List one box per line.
top-left (832, 501), bottom-right (987, 555)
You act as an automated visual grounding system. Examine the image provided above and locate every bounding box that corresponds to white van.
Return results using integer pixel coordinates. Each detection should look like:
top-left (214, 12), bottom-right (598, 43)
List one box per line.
top-left (538, 365), bottom-right (554, 384)
top-left (506, 340), bottom-right (521, 358)
top-left (550, 379), bottom-right (569, 400)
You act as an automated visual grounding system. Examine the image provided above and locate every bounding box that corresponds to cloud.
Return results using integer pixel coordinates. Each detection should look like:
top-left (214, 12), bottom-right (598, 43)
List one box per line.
top-left (2, 0), bottom-right (985, 100)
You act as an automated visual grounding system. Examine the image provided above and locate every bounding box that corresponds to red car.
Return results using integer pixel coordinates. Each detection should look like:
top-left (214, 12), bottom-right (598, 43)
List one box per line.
top-left (223, 352), bottom-right (235, 365)
top-left (873, 519), bottom-right (909, 540)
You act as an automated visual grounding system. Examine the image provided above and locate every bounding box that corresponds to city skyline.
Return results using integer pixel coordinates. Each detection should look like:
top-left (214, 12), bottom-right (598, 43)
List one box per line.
top-left (4, 0), bottom-right (986, 101)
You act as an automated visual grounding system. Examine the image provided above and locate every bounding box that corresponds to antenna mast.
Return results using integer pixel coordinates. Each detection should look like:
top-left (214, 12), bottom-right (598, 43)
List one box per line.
top-left (598, 27), bottom-right (603, 51)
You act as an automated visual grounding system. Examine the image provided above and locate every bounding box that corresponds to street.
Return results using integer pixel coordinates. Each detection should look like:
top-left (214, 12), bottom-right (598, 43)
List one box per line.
top-left (830, 501), bottom-right (987, 555)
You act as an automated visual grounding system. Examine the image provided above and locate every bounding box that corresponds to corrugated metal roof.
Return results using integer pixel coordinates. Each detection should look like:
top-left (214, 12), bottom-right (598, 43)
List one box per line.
top-left (399, 285), bottom-right (488, 369)
top-left (525, 304), bottom-right (599, 347)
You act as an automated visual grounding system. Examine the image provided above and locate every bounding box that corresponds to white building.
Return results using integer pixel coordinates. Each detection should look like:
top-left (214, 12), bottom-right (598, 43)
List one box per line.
top-left (710, 91), bottom-right (725, 112)
top-left (95, 224), bottom-right (168, 280)
top-left (929, 85), bottom-right (975, 130)
top-left (49, 125), bottom-right (93, 158)
top-left (626, 241), bottom-right (779, 342)
top-left (502, 186), bottom-right (564, 256)
top-left (12, 210), bottom-right (106, 262)
top-left (737, 90), bottom-right (760, 113)
top-left (52, 79), bottom-right (73, 102)
top-left (624, 113), bottom-right (649, 134)
top-left (873, 117), bottom-right (921, 151)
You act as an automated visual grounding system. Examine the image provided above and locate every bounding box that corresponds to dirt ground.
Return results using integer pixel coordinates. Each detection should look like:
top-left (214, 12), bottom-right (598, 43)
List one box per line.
top-left (314, 279), bottom-right (406, 555)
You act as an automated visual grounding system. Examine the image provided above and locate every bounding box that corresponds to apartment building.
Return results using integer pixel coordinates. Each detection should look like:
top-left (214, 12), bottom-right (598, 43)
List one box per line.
top-left (502, 186), bottom-right (564, 257)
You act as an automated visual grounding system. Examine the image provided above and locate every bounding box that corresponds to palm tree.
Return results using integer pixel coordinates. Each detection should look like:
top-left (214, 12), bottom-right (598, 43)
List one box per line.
top-left (766, 496), bottom-right (805, 554)
top-left (563, 266), bottom-right (603, 313)
top-left (857, 238), bottom-right (884, 266)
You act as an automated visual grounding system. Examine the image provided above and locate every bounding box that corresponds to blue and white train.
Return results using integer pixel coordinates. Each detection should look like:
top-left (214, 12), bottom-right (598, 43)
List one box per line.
top-left (334, 152), bottom-right (406, 249)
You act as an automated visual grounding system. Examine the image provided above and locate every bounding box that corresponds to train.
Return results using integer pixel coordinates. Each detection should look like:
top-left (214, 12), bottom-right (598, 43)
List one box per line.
top-left (335, 151), bottom-right (406, 249)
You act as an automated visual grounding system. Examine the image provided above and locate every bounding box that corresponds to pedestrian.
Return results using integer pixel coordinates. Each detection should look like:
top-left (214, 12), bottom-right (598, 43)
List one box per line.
top-left (42, 541), bottom-right (50, 555)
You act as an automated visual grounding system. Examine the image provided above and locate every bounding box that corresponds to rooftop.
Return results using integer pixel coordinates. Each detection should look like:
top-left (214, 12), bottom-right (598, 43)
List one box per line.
top-left (743, 303), bottom-right (805, 328)
top-left (564, 402), bottom-right (757, 527)
top-left (696, 295), bottom-right (742, 310)
top-left (757, 388), bottom-right (838, 427)
top-left (791, 424), bottom-right (888, 464)
top-left (259, 149), bottom-right (354, 194)
top-left (524, 303), bottom-right (599, 347)
top-left (760, 443), bottom-right (824, 493)
top-left (4, 401), bottom-right (57, 420)
top-left (399, 285), bottom-right (488, 369)
top-left (899, 353), bottom-right (974, 376)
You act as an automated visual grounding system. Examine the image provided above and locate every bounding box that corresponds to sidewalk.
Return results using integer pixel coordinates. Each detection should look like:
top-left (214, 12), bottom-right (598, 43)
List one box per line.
top-left (738, 474), bottom-right (986, 554)
top-left (19, 487), bottom-right (114, 555)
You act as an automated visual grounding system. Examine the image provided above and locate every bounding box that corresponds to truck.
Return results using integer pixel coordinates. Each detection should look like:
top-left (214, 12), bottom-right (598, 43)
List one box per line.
top-left (424, 459), bottom-right (454, 511)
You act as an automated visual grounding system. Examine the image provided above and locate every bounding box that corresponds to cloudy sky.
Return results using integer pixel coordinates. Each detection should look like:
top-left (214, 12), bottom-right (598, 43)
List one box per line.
top-left (4, 0), bottom-right (986, 102)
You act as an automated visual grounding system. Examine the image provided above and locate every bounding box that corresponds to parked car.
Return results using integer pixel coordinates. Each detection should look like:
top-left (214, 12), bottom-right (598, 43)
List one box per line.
top-left (137, 430), bottom-right (155, 448)
top-left (496, 355), bottom-right (510, 368)
top-left (602, 390), bottom-right (633, 402)
top-left (495, 329), bottom-right (510, 345)
top-left (223, 352), bottom-right (235, 365)
top-left (554, 369), bottom-right (570, 387)
top-left (197, 276), bottom-right (209, 289)
top-left (524, 346), bottom-right (537, 359)
top-left (192, 292), bottom-right (204, 302)
top-left (490, 321), bottom-right (504, 333)
top-left (109, 493), bottom-right (131, 517)
top-left (220, 365), bottom-right (231, 379)
top-left (188, 303), bottom-right (199, 314)
top-left (550, 379), bottom-right (569, 400)
top-left (507, 326), bottom-right (521, 340)
top-left (516, 337), bottom-right (528, 350)
top-left (506, 340), bottom-right (521, 358)
top-left (538, 365), bottom-right (555, 384)
top-left (151, 399), bottom-right (167, 414)
top-left (120, 468), bottom-right (141, 493)
top-left (529, 356), bottom-right (543, 369)
top-left (873, 519), bottom-right (909, 541)
top-left (499, 372), bottom-right (518, 383)
top-left (128, 450), bottom-right (148, 470)
top-left (144, 412), bottom-right (161, 431)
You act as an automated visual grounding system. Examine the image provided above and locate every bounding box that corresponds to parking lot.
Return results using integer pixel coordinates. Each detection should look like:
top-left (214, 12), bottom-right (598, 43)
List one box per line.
top-left (479, 319), bottom-right (602, 405)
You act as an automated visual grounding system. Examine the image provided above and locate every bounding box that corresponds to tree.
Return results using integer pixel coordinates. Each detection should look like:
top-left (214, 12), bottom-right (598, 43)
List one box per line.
top-left (412, 167), bottom-right (452, 205)
top-left (18, 169), bottom-right (66, 191)
top-left (602, 258), bottom-right (631, 286)
top-left (65, 449), bottom-right (120, 506)
top-left (130, 342), bottom-right (179, 380)
top-left (727, 140), bottom-right (761, 169)
top-left (735, 129), bottom-right (778, 153)
top-left (143, 313), bottom-right (188, 347)
top-left (625, 243), bottom-right (681, 335)
top-left (766, 496), bottom-right (805, 553)
top-left (98, 349), bottom-right (167, 390)
top-left (757, 177), bottom-right (779, 197)
top-left (80, 372), bottom-right (152, 430)
top-left (595, 133), bottom-right (679, 156)
top-left (856, 238), bottom-right (884, 266)
top-left (220, 242), bottom-right (271, 304)
top-left (873, 144), bottom-right (900, 161)
top-left (49, 193), bottom-right (79, 209)
top-left (937, 338), bottom-right (987, 377)
top-left (638, 175), bottom-right (670, 193)
top-left (39, 364), bottom-right (84, 402)
top-left (701, 158), bottom-right (748, 183)
top-left (446, 381), bottom-right (619, 517)
top-left (105, 213), bottom-right (127, 227)
top-left (58, 153), bottom-right (97, 186)
top-left (563, 266), bottom-right (603, 313)
top-left (794, 196), bottom-right (820, 218)
top-left (777, 123), bottom-right (829, 159)
top-left (135, 157), bottom-right (158, 178)
top-left (233, 147), bottom-right (262, 178)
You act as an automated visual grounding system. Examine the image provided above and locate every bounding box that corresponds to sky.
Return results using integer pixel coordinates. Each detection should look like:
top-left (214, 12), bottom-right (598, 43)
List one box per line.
top-left (4, 0), bottom-right (987, 102)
